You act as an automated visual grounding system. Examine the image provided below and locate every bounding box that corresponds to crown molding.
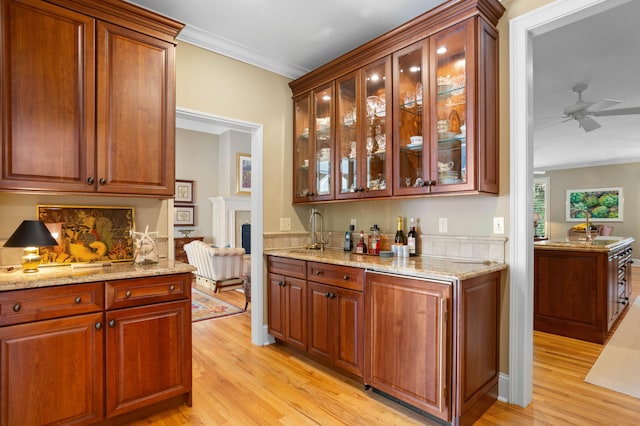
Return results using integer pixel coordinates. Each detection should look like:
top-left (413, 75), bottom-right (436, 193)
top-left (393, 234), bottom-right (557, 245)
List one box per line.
top-left (177, 24), bottom-right (308, 79)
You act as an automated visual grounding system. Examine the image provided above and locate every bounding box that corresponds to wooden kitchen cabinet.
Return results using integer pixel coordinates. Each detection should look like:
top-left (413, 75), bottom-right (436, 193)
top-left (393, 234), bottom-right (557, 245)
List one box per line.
top-left (0, 0), bottom-right (183, 197)
top-left (307, 262), bottom-right (364, 377)
top-left (0, 272), bottom-right (192, 425)
top-left (0, 283), bottom-right (105, 426)
top-left (365, 272), bottom-right (451, 420)
top-left (290, 0), bottom-right (504, 204)
top-left (535, 241), bottom-right (634, 343)
top-left (267, 257), bottom-right (307, 350)
top-left (365, 270), bottom-right (500, 425)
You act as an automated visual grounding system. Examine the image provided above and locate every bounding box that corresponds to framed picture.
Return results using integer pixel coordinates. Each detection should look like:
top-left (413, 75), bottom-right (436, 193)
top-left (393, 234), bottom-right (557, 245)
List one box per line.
top-left (174, 205), bottom-right (195, 226)
top-left (566, 187), bottom-right (623, 222)
top-left (175, 179), bottom-right (194, 203)
top-left (236, 153), bottom-right (251, 194)
top-left (37, 205), bottom-right (134, 264)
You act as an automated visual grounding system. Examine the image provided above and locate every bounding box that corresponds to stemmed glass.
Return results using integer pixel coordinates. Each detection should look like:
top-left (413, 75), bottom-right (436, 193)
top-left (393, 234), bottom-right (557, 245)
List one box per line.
top-left (366, 96), bottom-right (378, 123)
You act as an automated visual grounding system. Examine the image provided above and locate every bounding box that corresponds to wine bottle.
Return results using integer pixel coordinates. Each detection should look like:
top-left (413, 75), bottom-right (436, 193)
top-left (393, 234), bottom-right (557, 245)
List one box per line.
top-left (356, 230), bottom-right (368, 254)
top-left (407, 218), bottom-right (417, 256)
top-left (394, 216), bottom-right (406, 245)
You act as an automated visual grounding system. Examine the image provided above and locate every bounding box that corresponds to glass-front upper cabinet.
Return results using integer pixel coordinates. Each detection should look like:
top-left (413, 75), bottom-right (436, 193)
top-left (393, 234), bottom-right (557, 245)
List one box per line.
top-left (393, 42), bottom-right (428, 195)
top-left (293, 82), bottom-right (335, 203)
top-left (429, 20), bottom-right (473, 194)
top-left (336, 58), bottom-right (392, 200)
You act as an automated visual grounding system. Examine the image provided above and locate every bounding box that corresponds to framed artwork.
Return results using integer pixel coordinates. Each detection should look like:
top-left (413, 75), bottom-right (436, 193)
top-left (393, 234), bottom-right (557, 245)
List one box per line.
top-left (566, 187), bottom-right (623, 222)
top-left (236, 153), bottom-right (251, 194)
top-left (175, 179), bottom-right (194, 203)
top-left (174, 205), bottom-right (195, 226)
top-left (37, 205), bottom-right (134, 264)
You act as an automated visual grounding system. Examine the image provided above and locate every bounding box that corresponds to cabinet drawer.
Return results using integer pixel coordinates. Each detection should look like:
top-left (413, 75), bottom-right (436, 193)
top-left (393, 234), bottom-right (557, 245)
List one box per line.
top-left (267, 256), bottom-right (306, 280)
top-left (106, 273), bottom-right (190, 309)
top-left (308, 262), bottom-right (364, 291)
top-left (0, 283), bottom-right (104, 327)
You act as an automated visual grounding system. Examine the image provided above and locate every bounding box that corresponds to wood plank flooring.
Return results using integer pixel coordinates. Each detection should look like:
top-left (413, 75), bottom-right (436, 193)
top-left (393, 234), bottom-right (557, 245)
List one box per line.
top-left (127, 271), bottom-right (640, 425)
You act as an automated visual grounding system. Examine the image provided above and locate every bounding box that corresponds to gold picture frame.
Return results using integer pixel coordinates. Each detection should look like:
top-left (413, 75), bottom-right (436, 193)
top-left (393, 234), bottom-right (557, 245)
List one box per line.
top-left (236, 153), bottom-right (251, 194)
top-left (37, 205), bottom-right (134, 264)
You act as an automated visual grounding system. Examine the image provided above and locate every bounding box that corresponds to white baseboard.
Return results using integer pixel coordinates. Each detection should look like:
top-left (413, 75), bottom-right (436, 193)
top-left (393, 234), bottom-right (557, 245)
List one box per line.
top-left (260, 325), bottom-right (275, 346)
top-left (498, 372), bottom-right (510, 402)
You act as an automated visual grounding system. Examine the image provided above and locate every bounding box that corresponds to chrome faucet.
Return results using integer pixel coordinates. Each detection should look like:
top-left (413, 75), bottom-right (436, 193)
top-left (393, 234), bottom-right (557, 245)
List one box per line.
top-left (307, 208), bottom-right (325, 250)
top-left (577, 209), bottom-right (593, 243)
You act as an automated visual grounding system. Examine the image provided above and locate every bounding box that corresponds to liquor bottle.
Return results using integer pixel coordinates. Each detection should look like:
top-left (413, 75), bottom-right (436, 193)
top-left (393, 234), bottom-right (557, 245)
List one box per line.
top-left (344, 224), bottom-right (354, 251)
top-left (407, 218), bottom-right (417, 256)
top-left (394, 216), bottom-right (406, 245)
top-left (370, 225), bottom-right (380, 255)
top-left (356, 230), bottom-right (368, 254)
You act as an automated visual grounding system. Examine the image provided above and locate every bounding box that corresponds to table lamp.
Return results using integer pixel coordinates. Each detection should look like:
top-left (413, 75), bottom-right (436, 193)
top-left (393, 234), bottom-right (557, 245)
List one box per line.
top-left (3, 220), bottom-right (59, 273)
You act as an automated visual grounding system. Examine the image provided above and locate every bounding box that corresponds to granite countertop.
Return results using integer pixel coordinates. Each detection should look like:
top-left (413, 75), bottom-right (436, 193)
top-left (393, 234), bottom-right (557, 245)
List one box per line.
top-left (265, 248), bottom-right (507, 281)
top-left (0, 260), bottom-right (196, 291)
top-left (534, 237), bottom-right (635, 252)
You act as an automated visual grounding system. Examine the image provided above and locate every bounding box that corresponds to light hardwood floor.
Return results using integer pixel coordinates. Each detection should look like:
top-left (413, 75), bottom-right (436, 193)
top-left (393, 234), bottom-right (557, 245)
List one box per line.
top-left (128, 272), bottom-right (640, 425)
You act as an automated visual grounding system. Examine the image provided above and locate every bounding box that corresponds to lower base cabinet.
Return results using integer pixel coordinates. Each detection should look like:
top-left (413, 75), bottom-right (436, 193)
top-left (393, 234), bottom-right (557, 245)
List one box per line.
top-left (365, 271), bottom-right (500, 425)
top-left (0, 313), bottom-right (104, 426)
top-left (0, 272), bottom-right (192, 425)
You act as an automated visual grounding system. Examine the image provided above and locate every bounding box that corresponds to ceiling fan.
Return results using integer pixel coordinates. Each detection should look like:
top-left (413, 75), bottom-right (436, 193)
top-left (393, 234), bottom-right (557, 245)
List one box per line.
top-left (560, 83), bottom-right (640, 132)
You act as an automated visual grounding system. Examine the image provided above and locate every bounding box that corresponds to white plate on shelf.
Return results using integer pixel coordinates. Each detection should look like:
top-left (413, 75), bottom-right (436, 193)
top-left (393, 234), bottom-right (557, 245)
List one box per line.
top-left (406, 143), bottom-right (423, 150)
top-left (456, 134), bottom-right (466, 139)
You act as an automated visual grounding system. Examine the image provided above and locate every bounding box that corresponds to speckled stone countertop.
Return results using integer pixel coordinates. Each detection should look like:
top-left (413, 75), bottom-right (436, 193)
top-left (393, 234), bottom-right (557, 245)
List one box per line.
top-left (534, 237), bottom-right (635, 252)
top-left (0, 260), bottom-right (195, 291)
top-left (266, 248), bottom-right (507, 281)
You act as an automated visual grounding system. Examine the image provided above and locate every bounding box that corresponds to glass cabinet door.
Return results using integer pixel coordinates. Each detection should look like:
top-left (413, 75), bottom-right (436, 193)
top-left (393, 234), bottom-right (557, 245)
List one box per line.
top-left (361, 57), bottom-right (392, 197)
top-left (430, 21), bottom-right (472, 193)
top-left (336, 72), bottom-right (359, 197)
top-left (313, 83), bottom-right (334, 200)
top-left (394, 42), bottom-right (428, 195)
top-left (293, 94), bottom-right (312, 201)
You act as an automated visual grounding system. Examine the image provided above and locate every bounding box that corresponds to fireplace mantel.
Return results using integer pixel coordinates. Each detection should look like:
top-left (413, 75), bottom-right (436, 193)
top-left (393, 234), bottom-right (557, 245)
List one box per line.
top-left (210, 196), bottom-right (250, 248)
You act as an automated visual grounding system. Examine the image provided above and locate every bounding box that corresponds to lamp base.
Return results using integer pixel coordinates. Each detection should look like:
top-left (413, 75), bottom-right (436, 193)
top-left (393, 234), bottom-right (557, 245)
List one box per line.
top-left (22, 247), bottom-right (41, 273)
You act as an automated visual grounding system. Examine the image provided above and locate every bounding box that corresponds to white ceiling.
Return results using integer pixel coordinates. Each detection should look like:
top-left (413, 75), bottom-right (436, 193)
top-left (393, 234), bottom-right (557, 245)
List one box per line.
top-left (126, 0), bottom-right (640, 171)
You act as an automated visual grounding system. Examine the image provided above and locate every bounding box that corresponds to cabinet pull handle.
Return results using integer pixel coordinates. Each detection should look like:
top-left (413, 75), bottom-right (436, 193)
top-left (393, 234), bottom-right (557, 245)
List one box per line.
top-left (99, 178), bottom-right (106, 185)
top-left (169, 284), bottom-right (175, 292)
top-left (314, 270), bottom-right (322, 275)
top-left (343, 275), bottom-right (349, 280)
top-left (125, 290), bottom-right (132, 298)
top-left (87, 177), bottom-right (94, 185)
top-left (12, 303), bottom-right (21, 312)
top-left (75, 296), bottom-right (82, 304)
top-left (95, 321), bottom-right (102, 330)
top-left (324, 292), bottom-right (330, 298)
top-left (109, 319), bottom-right (116, 328)
top-left (278, 281), bottom-right (285, 287)
top-left (329, 293), bottom-right (336, 299)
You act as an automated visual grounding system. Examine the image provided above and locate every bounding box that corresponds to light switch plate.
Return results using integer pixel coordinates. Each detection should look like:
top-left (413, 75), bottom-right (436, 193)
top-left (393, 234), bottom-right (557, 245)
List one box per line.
top-left (493, 217), bottom-right (504, 234)
top-left (280, 217), bottom-right (291, 231)
top-left (438, 218), bottom-right (448, 233)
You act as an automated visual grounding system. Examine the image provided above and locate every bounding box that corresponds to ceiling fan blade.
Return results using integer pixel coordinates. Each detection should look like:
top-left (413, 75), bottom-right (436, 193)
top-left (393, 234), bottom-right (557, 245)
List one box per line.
top-left (593, 106), bottom-right (640, 117)
top-left (584, 98), bottom-right (620, 113)
top-left (578, 116), bottom-right (601, 132)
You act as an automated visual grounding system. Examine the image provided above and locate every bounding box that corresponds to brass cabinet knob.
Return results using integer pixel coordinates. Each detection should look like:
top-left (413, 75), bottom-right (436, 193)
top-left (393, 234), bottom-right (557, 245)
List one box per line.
top-left (75, 296), bottom-right (82, 304)
top-left (95, 322), bottom-right (102, 330)
top-left (12, 303), bottom-right (20, 312)
top-left (169, 284), bottom-right (175, 292)
top-left (109, 319), bottom-right (116, 328)
top-left (125, 290), bottom-right (131, 298)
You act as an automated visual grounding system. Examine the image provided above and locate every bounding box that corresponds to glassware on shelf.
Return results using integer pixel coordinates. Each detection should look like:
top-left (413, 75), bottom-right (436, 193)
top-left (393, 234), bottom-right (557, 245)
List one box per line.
top-left (366, 96), bottom-right (378, 121)
top-left (416, 82), bottom-right (423, 106)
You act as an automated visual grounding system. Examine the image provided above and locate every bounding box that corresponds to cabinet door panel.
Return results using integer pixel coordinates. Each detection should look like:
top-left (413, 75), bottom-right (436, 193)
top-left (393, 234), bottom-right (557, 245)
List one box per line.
top-left (333, 287), bottom-right (364, 376)
top-left (267, 273), bottom-right (287, 340)
top-left (365, 272), bottom-right (451, 420)
top-left (285, 276), bottom-right (307, 351)
top-left (0, 313), bottom-right (104, 426)
top-left (96, 21), bottom-right (175, 196)
top-left (105, 300), bottom-right (191, 418)
top-left (0, 0), bottom-right (95, 191)
top-left (308, 282), bottom-right (332, 362)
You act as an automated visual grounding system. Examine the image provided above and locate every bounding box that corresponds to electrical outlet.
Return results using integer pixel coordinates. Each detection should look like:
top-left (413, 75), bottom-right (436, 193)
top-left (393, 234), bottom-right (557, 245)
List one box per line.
top-left (438, 218), bottom-right (448, 233)
top-left (493, 217), bottom-right (504, 234)
top-left (280, 217), bottom-right (291, 231)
